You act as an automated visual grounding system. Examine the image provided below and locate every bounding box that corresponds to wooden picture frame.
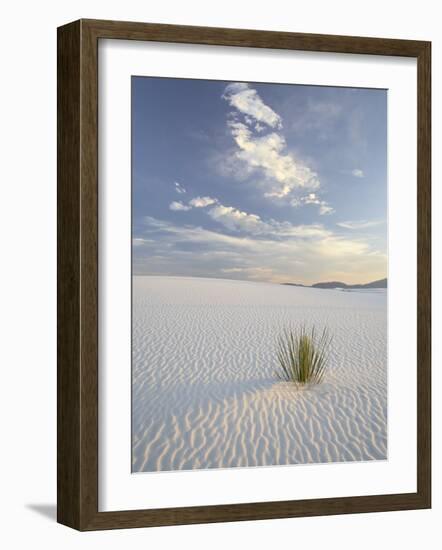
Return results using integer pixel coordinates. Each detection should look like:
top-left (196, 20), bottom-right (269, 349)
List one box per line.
top-left (57, 18), bottom-right (431, 530)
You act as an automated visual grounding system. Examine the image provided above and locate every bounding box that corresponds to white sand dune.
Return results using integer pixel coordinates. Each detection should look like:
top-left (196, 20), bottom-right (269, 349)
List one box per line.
top-left (132, 276), bottom-right (387, 472)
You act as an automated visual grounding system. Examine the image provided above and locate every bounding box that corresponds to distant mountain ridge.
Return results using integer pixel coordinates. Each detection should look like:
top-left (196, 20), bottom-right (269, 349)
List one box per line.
top-left (283, 278), bottom-right (387, 290)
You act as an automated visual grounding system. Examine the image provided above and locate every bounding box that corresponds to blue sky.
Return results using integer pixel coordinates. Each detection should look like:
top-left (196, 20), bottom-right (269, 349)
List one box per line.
top-left (132, 77), bottom-right (387, 285)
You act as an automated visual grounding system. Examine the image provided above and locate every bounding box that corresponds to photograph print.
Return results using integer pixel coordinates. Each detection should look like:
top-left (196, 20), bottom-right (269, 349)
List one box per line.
top-left (131, 76), bottom-right (387, 473)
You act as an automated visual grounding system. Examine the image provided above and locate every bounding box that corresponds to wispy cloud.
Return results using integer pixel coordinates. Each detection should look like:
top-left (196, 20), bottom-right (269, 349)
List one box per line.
top-left (351, 168), bottom-right (364, 178)
top-left (133, 237), bottom-right (154, 246)
top-left (169, 201), bottom-right (191, 211)
top-left (318, 204), bottom-right (334, 215)
top-left (134, 214), bottom-right (386, 284)
top-left (142, 216), bottom-right (253, 248)
top-left (336, 219), bottom-right (383, 230)
top-left (207, 203), bottom-right (329, 238)
top-left (291, 193), bottom-right (334, 216)
top-left (170, 194), bottom-right (330, 238)
top-left (174, 181), bottom-right (186, 194)
top-left (290, 100), bottom-right (343, 141)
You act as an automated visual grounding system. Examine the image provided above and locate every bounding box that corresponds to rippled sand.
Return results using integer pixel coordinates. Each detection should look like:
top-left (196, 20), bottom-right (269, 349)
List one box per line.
top-left (132, 276), bottom-right (387, 472)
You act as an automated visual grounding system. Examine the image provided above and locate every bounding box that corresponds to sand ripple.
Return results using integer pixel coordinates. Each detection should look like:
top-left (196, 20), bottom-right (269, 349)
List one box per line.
top-left (132, 276), bottom-right (387, 472)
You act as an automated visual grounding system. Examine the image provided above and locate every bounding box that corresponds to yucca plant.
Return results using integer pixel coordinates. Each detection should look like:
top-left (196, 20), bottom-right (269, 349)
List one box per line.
top-left (275, 326), bottom-right (332, 386)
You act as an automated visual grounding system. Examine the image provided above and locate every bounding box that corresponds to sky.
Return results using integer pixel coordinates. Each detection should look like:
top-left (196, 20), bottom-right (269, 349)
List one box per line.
top-left (132, 76), bottom-right (387, 285)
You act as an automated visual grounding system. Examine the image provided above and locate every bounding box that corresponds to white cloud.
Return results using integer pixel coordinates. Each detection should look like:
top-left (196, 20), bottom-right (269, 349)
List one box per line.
top-left (304, 193), bottom-right (319, 204)
top-left (351, 168), bottom-right (364, 178)
top-left (227, 120), bottom-right (320, 198)
top-left (188, 196), bottom-right (217, 208)
top-left (132, 237), bottom-right (154, 246)
top-left (169, 201), bottom-right (191, 211)
top-left (169, 196), bottom-right (218, 211)
top-left (223, 83), bottom-right (282, 129)
top-left (291, 193), bottom-right (334, 215)
top-left (222, 84), bottom-right (326, 204)
top-left (319, 204), bottom-right (334, 215)
top-left (337, 220), bottom-right (383, 230)
top-left (208, 204), bottom-right (264, 234)
top-left (174, 181), bottom-right (186, 194)
top-left (207, 202), bottom-right (330, 238)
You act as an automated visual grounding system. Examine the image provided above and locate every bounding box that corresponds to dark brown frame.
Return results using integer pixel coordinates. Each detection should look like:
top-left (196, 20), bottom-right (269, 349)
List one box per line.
top-left (57, 18), bottom-right (431, 531)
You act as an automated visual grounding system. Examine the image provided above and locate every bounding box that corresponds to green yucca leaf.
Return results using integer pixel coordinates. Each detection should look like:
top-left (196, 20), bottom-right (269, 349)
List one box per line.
top-left (275, 325), bottom-right (332, 387)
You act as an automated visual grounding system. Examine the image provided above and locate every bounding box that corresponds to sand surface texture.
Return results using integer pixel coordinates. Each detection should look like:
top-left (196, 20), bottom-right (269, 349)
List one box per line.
top-left (132, 276), bottom-right (387, 472)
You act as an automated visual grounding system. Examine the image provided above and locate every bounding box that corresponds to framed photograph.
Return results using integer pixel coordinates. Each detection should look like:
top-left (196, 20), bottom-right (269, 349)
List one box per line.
top-left (57, 19), bottom-right (431, 530)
